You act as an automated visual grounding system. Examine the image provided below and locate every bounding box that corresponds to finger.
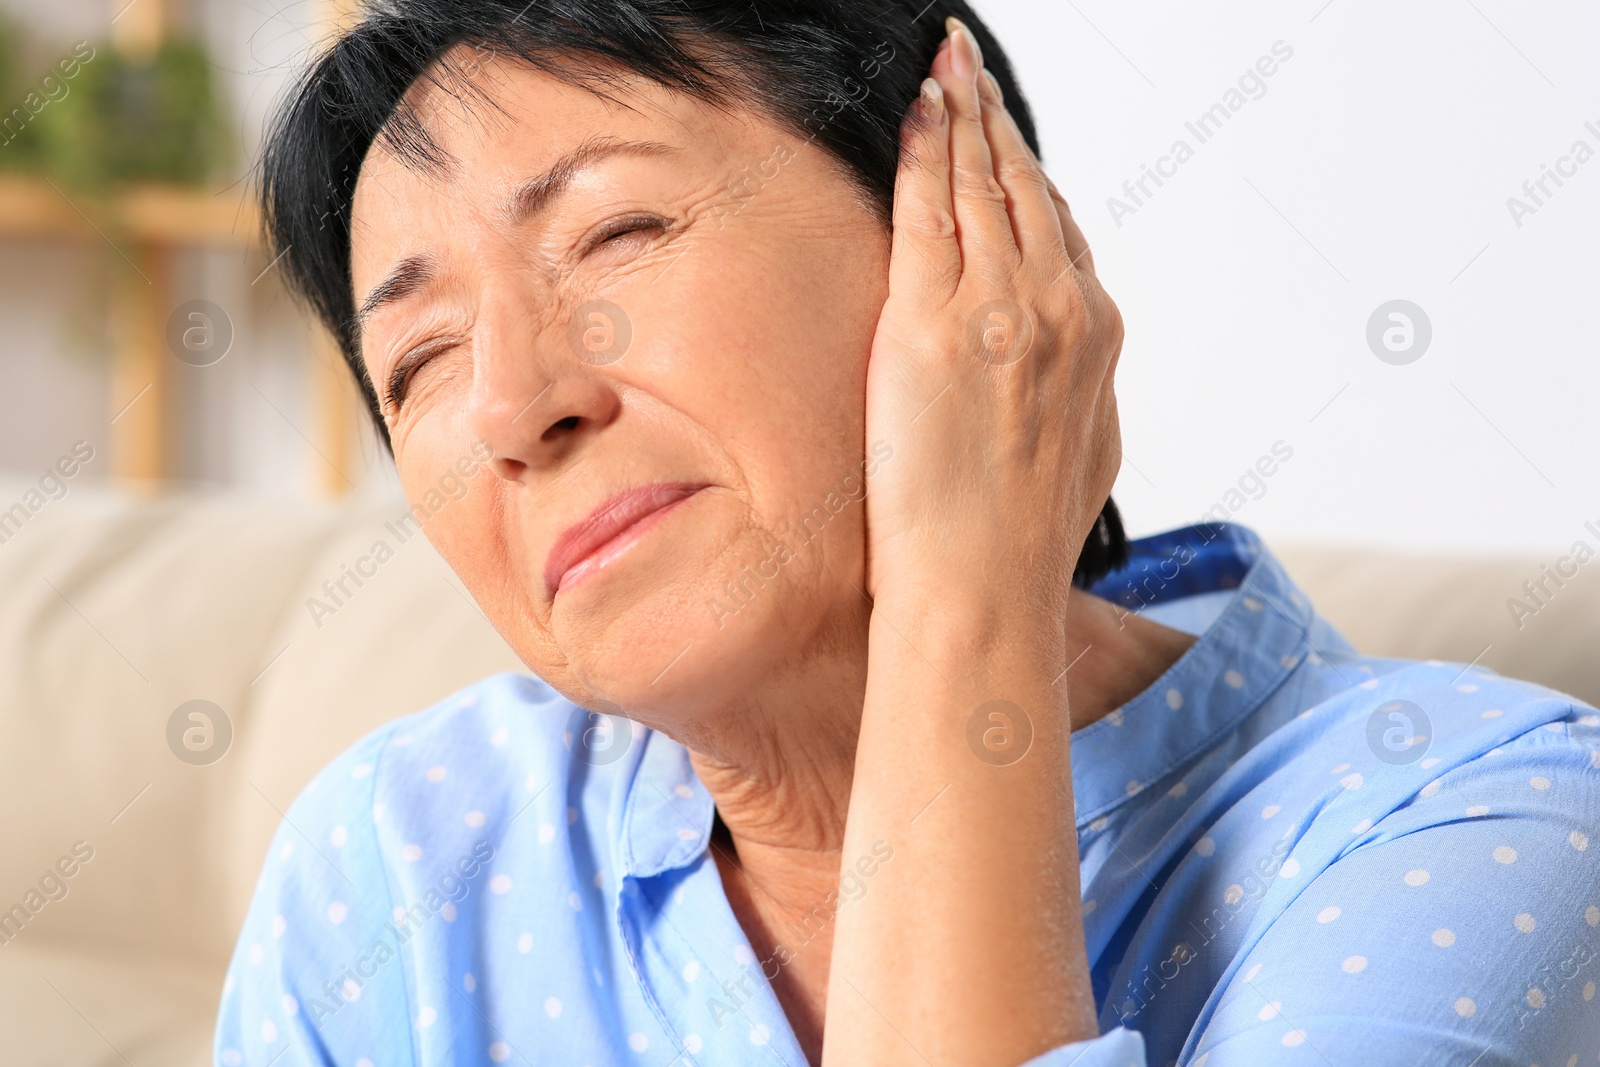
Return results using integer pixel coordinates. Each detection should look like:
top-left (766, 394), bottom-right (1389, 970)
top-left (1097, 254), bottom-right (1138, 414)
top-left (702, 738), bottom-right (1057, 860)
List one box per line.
top-left (1044, 177), bottom-right (1096, 280)
top-left (932, 18), bottom-right (1021, 276)
top-left (888, 75), bottom-right (961, 303)
top-left (976, 70), bottom-right (1067, 270)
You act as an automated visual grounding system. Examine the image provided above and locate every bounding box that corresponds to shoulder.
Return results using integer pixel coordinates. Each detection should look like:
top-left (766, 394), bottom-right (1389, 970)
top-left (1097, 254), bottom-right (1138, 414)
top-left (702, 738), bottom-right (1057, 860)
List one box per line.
top-left (275, 672), bottom-right (606, 875)
top-left (1263, 654), bottom-right (1599, 879)
top-left (1234, 655), bottom-right (1599, 880)
top-left (1179, 662), bottom-right (1599, 1062)
top-left (1297, 653), bottom-right (1596, 770)
top-left (290, 671), bottom-right (583, 821)
top-left (218, 673), bottom-right (598, 1062)
top-left (243, 669), bottom-right (593, 959)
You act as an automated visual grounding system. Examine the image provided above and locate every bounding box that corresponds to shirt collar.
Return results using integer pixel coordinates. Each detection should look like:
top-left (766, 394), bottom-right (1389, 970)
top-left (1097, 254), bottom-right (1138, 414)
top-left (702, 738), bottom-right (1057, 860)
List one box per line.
top-left (1070, 522), bottom-right (1317, 821)
top-left (615, 522), bottom-right (1317, 877)
top-left (616, 721), bottom-right (716, 881)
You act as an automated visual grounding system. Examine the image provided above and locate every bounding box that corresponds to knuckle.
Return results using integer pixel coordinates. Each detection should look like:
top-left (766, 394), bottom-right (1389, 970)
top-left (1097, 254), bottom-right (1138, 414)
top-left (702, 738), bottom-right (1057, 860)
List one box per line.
top-left (952, 164), bottom-right (1008, 206)
top-left (997, 159), bottom-right (1050, 197)
top-left (970, 256), bottom-right (1020, 290)
top-left (1094, 291), bottom-right (1126, 353)
top-left (1044, 175), bottom-right (1072, 209)
top-left (947, 85), bottom-right (984, 124)
top-left (902, 201), bottom-right (958, 242)
top-left (1028, 248), bottom-right (1072, 288)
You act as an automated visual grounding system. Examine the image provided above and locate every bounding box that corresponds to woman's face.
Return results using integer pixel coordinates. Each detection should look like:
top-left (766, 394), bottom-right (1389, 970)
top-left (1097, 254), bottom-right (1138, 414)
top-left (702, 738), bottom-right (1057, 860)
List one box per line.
top-left (350, 49), bottom-right (890, 731)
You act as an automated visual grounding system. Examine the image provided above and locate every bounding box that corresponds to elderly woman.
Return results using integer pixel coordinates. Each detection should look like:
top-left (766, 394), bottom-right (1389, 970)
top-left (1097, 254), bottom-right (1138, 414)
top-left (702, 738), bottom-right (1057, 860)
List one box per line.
top-left (218, 2), bottom-right (1600, 1065)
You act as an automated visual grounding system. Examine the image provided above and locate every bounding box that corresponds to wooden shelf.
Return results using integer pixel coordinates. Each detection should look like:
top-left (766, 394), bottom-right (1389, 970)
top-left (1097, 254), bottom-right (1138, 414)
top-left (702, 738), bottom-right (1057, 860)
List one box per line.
top-left (0, 0), bottom-right (358, 495)
top-left (0, 174), bottom-right (260, 246)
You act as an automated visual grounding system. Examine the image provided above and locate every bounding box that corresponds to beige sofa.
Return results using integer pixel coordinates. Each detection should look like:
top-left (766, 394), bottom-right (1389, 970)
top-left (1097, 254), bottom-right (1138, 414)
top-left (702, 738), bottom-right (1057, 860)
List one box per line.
top-left (1, 483), bottom-right (1595, 1065)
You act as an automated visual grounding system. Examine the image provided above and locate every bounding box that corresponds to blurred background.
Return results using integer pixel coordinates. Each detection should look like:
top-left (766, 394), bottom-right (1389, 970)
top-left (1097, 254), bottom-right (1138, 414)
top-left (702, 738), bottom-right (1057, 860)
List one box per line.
top-left (0, 0), bottom-right (381, 502)
top-left (0, 1), bottom-right (1595, 1063)
top-left (0, 0), bottom-right (1593, 548)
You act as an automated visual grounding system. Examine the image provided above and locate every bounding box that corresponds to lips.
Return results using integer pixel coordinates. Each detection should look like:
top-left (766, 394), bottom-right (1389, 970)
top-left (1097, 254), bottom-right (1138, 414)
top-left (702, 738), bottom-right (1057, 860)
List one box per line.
top-left (544, 482), bottom-right (706, 598)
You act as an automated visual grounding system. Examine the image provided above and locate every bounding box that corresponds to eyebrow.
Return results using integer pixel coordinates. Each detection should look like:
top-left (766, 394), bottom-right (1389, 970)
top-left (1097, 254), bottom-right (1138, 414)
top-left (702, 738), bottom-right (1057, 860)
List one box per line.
top-left (504, 135), bottom-right (681, 227)
top-left (353, 136), bottom-right (682, 339)
top-left (355, 254), bottom-right (436, 335)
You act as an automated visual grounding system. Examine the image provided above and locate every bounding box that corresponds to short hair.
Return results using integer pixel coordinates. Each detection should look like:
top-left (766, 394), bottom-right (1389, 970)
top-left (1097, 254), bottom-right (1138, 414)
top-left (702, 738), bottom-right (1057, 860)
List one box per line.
top-left (258, 0), bottom-right (1128, 584)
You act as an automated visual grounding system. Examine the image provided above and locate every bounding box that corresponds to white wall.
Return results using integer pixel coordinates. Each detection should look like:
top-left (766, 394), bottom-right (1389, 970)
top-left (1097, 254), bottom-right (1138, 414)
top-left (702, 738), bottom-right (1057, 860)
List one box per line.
top-left (980, 0), bottom-right (1599, 555)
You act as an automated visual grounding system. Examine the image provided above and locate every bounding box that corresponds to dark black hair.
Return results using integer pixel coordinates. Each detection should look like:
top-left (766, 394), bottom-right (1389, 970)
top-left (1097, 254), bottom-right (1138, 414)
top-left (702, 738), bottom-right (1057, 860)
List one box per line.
top-left (258, 0), bottom-right (1128, 584)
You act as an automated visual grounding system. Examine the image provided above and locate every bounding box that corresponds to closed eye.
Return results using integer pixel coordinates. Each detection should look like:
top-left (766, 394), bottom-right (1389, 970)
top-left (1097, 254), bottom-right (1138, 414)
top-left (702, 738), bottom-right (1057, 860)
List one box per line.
top-left (582, 212), bottom-right (669, 256)
top-left (385, 336), bottom-right (460, 412)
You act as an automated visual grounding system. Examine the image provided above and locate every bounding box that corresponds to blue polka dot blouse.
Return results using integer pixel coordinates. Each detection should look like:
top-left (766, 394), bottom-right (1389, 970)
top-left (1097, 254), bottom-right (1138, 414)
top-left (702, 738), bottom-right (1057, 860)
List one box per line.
top-left (215, 523), bottom-right (1600, 1066)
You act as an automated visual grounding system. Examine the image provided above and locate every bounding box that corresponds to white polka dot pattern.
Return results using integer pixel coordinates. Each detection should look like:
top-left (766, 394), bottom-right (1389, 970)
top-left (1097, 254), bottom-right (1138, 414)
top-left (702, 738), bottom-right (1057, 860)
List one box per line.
top-left (215, 538), bottom-right (1600, 1067)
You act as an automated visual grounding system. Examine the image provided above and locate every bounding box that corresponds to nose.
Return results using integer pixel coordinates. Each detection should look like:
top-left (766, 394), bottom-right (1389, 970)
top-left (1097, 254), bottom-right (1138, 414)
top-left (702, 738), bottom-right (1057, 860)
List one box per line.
top-left (468, 304), bottom-right (624, 483)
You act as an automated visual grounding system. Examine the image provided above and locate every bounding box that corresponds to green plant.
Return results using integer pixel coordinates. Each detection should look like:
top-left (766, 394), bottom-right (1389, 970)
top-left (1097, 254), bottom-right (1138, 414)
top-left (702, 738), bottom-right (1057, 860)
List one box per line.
top-left (0, 14), bottom-right (42, 172)
top-left (29, 38), bottom-right (230, 190)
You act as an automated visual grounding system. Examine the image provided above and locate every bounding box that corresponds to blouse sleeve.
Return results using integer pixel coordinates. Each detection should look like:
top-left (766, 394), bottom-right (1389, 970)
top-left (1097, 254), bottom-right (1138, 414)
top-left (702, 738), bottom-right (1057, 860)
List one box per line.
top-left (214, 731), bottom-right (417, 1067)
top-left (1185, 721), bottom-right (1600, 1065)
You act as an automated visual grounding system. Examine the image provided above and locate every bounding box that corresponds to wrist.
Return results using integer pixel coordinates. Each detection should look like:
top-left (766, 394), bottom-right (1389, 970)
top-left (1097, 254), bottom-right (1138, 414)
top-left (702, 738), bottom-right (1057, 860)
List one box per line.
top-left (868, 575), bottom-right (1073, 668)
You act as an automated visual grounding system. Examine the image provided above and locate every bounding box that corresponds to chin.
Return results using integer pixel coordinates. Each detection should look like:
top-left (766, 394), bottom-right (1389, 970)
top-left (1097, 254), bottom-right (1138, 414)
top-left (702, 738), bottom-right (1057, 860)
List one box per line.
top-left (543, 493), bottom-right (803, 722)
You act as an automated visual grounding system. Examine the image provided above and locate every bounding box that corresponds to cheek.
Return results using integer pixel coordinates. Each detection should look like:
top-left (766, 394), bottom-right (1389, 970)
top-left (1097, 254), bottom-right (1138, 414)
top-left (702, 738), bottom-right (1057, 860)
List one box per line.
top-left (394, 438), bottom-right (539, 630)
top-left (631, 221), bottom-right (887, 629)
top-left (650, 219), bottom-right (889, 520)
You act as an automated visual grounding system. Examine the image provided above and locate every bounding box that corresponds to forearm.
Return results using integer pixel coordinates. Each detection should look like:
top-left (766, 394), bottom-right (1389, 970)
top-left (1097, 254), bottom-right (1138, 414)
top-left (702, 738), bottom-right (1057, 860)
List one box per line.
top-left (823, 14), bottom-right (1121, 1063)
top-left (822, 585), bottom-right (1098, 1067)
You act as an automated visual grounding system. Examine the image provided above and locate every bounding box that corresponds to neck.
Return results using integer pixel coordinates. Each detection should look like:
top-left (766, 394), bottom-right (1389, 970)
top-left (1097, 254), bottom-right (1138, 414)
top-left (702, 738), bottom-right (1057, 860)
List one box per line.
top-left (681, 588), bottom-right (1197, 1060)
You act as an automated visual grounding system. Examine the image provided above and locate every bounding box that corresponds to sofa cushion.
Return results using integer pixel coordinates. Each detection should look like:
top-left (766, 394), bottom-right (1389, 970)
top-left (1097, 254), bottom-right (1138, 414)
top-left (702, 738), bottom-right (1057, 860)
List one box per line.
top-left (0, 941), bottom-right (217, 1066)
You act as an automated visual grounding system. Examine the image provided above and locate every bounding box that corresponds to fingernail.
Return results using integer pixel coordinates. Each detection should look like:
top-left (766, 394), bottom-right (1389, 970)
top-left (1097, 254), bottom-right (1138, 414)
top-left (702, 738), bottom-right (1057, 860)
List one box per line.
top-left (919, 77), bottom-right (945, 120)
top-left (980, 69), bottom-right (1003, 104)
top-left (944, 16), bottom-right (982, 79)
